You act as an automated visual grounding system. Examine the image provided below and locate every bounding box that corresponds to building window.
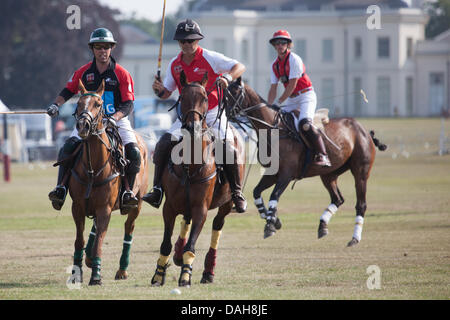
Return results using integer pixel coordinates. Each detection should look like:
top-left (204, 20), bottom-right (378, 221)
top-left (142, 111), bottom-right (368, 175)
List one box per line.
top-left (354, 37), bottom-right (362, 59)
top-left (429, 73), bottom-right (445, 115)
top-left (406, 37), bottom-right (413, 59)
top-left (213, 38), bottom-right (226, 55)
top-left (295, 39), bottom-right (307, 61)
top-left (353, 77), bottom-right (362, 116)
top-left (241, 39), bottom-right (249, 62)
top-left (321, 78), bottom-right (335, 114)
top-left (406, 77), bottom-right (413, 116)
top-left (377, 37), bottom-right (390, 58)
top-left (376, 76), bottom-right (391, 116)
top-left (322, 39), bottom-right (333, 62)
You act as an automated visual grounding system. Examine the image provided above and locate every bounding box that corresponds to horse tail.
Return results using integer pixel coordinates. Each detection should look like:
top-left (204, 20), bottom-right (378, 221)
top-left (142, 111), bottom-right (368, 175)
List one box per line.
top-left (370, 130), bottom-right (387, 151)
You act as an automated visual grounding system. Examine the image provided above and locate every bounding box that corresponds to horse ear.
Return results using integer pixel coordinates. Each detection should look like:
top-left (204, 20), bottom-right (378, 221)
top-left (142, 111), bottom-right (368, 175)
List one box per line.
top-left (78, 79), bottom-right (87, 94)
top-left (236, 77), bottom-right (242, 85)
top-left (96, 79), bottom-right (105, 96)
top-left (201, 72), bottom-right (208, 87)
top-left (180, 70), bottom-right (187, 87)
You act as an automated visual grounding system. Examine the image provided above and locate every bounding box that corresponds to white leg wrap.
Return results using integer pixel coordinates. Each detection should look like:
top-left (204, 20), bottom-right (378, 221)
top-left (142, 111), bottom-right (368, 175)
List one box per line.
top-left (254, 197), bottom-right (266, 218)
top-left (254, 197), bottom-right (263, 205)
top-left (320, 204), bottom-right (338, 224)
top-left (352, 216), bottom-right (364, 241)
top-left (268, 200), bottom-right (278, 209)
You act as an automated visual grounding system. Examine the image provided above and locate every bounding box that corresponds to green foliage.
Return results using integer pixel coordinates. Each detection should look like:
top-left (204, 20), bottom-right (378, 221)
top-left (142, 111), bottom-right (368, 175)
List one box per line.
top-left (425, 0), bottom-right (450, 39)
top-left (0, 0), bottom-right (122, 108)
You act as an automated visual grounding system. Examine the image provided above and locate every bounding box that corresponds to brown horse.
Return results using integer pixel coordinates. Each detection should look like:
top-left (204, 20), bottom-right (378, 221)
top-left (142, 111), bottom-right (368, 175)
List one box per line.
top-left (150, 72), bottom-right (245, 287)
top-left (67, 79), bottom-right (148, 285)
top-left (224, 78), bottom-right (386, 246)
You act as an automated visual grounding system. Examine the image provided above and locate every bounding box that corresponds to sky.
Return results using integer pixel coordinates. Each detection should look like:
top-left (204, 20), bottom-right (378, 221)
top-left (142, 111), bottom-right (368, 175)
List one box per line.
top-left (98, 0), bottom-right (186, 22)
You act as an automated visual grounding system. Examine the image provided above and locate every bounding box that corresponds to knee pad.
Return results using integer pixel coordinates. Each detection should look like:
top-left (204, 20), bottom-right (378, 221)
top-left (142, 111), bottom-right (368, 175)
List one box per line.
top-left (299, 118), bottom-right (313, 133)
top-left (62, 137), bottom-right (82, 155)
top-left (125, 143), bottom-right (141, 174)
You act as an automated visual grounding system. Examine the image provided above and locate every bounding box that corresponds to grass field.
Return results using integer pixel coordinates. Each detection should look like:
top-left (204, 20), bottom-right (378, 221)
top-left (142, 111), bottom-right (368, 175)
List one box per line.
top-left (0, 118), bottom-right (449, 300)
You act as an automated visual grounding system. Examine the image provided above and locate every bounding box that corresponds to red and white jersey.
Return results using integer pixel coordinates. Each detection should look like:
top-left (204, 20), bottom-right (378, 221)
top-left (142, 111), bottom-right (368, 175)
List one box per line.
top-left (270, 50), bottom-right (312, 93)
top-left (164, 47), bottom-right (238, 110)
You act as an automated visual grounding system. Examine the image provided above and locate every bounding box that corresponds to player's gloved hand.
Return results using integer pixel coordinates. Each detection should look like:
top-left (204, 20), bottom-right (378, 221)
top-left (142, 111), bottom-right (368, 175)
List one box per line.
top-left (46, 103), bottom-right (59, 117)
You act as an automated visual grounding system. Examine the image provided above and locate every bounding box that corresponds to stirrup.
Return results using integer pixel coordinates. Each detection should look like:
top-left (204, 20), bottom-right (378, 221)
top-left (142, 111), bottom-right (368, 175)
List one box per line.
top-left (121, 190), bottom-right (138, 208)
top-left (142, 186), bottom-right (163, 208)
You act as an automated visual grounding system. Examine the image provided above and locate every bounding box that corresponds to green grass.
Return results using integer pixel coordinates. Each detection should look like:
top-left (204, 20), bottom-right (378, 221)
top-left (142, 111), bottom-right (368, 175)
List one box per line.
top-left (0, 118), bottom-right (449, 300)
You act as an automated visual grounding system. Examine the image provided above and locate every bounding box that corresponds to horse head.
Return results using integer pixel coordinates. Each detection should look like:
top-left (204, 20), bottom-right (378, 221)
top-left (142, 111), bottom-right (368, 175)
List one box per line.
top-left (178, 70), bottom-right (209, 138)
top-left (75, 79), bottom-right (105, 140)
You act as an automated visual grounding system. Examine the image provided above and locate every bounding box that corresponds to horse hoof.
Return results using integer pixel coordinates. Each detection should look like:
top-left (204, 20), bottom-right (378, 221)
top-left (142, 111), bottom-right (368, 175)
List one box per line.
top-left (200, 272), bottom-right (214, 284)
top-left (115, 269), bottom-right (128, 280)
top-left (88, 278), bottom-right (102, 286)
top-left (274, 218), bottom-right (282, 230)
top-left (347, 238), bottom-right (359, 247)
top-left (178, 280), bottom-right (191, 288)
top-left (85, 257), bottom-right (92, 268)
top-left (264, 223), bottom-right (276, 239)
top-left (318, 221), bottom-right (329, 239)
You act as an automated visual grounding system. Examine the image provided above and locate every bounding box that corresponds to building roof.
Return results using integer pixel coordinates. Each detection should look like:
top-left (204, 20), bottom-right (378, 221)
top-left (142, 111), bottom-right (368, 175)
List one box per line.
top-left (434, 28), bottom-right (450, 43)
top-left (192, 0), bottom-right (409, 11)
top-left (119, 23), bottom-right (157, 44)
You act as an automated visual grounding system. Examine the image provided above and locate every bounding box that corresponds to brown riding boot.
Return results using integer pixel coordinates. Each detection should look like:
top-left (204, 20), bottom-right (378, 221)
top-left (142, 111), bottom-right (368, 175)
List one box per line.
top-left (299, 118), bottom-right (331, 167)
top-left (142, 133), bottom-right (175, 208)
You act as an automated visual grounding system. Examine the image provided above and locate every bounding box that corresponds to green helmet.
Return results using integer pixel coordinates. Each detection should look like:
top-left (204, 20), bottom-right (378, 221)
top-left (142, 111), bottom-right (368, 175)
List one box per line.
top-left (88, 28), bottom-right (117, 45)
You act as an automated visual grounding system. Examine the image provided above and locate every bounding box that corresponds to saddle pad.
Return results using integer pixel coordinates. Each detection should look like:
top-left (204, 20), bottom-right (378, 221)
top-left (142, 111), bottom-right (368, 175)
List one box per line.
top-left (313, 108), bottom-right (329, 130)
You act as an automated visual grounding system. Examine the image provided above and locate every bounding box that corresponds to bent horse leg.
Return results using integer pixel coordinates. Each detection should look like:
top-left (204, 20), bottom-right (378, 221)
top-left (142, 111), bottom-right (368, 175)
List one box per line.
top-left (201, 201), bottom-right (232, 284)
top-left (318, 173), bottom-right (345, 239)
top-left (151, 203), bottom-right (176, 286)
top-left (264, 176), bottom-right (290, 239)
top-left (115, 208), bottom-right (139, 280)
top-left (173, 217), bottom-right (191, 267)
top-left (253, 174), bottom-right (277, 220)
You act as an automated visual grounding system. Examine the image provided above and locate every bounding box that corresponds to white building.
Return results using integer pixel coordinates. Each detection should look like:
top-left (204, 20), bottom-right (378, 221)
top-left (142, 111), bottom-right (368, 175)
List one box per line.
top-left (119, 0), bottom-right (450, 117)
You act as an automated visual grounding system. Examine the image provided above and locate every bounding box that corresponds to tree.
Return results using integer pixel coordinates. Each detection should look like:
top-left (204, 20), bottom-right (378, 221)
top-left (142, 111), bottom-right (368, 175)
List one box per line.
top-left (0, 0), bottom-right (123, 108)
top-left (425, 0), bottom-right (450, 39)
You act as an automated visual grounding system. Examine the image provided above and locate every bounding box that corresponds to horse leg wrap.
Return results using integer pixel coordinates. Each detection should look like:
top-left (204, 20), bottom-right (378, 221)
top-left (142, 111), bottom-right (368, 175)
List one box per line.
top-left (91, 257), bottom-right (101, 279)
top-left (152, 254), bottom-right (170, 286)
top-left (266, 200), bottom-right (278, 224)
top-left (203, 248), bottom-right (217, 276)
top-left (352, 216), bottom-right (364, 241)
top-left (210, 230), bottom-right (222, 250)
top-left (180, 252), bottom-right (195, 284)
top-left (180, 218), bottom-right (191, 239)
top-left (119, 234), bottom-right (133, 271)
top-left (320, 204), bottom-right (338, 224)
top-left (85, 225), bottom-right (96, 259)
top-left (254, 197), bottom-right (267, 219)
top-left (73, 249), bottom-right (84, 268)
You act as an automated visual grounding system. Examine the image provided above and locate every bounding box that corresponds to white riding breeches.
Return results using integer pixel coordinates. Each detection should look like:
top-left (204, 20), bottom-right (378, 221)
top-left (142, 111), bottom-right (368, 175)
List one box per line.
top-left (70, 116), bottom-right (137, 145)
top-left (168, 105), bottom-right (234, 142)
top-left (282, 89), bottom-right (317, 129)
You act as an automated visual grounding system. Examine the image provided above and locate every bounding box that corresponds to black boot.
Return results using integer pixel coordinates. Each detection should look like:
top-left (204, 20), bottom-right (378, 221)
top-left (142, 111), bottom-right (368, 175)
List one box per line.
top-left (299, 118), bottom-right (331, 167)
top-left (48, 165), bottom-right (69, 210)
top-left (122, 143), bottom-right (141, 208)
top-left (142, 133), bottom-right (174, 208)
top-left (223, 144), bottom-right (247, 213)
top-left (48, 137), bottom-right (81, 210)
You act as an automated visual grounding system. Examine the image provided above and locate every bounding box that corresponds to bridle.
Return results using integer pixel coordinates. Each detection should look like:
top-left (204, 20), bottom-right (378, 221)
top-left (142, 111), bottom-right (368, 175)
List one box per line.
top-left (73, 92), bottom-right (105, 137)
top-left (177, 83), bottom-right (209, 126)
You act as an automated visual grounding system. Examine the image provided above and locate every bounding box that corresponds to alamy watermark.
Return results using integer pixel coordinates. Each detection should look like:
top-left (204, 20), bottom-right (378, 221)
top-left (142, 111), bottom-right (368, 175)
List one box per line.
top-left (66, 5), bottom-right (81, 30)
top-left (170, 128), bottom-right (280, 175)
top-left (366, 265), bottom-right (382, 290)
top-left (366, 5), bottom-right (381, 30)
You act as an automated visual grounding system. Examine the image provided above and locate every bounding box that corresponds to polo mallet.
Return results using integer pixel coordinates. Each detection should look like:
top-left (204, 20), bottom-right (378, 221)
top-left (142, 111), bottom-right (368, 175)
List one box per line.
top-left (154, 0), bottom-right (167, 96)
top-left (0, 110), bottom-right (47, 115)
